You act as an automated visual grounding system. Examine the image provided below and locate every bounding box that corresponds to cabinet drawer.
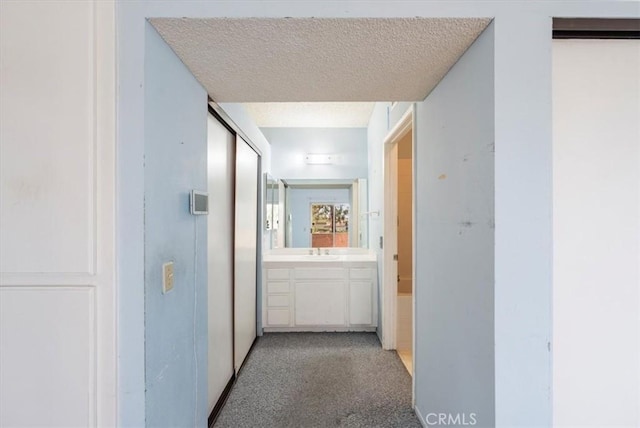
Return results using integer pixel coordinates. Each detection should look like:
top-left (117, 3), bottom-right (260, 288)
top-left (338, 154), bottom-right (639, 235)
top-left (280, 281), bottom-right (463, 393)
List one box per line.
top-left (267, 281), bottom-right (289, 294)
top-left (267, 308), bottom-right (290, 326)
top-left (267, 295), bottom-right (289, 307)
top-left (267, 269), bottom-right (290, 280)
top-left (350, 268), bottom-right (373, 279)
top-left (294, 268), bottom-right (344, 280)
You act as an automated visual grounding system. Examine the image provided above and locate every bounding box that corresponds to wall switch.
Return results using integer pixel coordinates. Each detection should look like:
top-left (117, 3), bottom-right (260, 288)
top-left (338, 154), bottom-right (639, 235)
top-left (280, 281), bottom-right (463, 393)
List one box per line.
top-left (162, 262), bottom-right (174, 294)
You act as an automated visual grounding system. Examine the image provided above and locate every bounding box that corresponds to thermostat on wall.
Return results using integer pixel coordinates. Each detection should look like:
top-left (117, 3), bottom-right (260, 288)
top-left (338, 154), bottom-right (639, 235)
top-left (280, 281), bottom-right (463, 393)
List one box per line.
top-left (190, 190), bottom-right (208, 215)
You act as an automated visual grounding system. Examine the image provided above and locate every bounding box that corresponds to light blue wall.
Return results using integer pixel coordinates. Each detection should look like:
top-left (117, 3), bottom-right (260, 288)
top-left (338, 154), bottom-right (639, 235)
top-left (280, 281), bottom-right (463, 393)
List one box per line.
top-left (261, 127), bottom-right (367, 180)
top-left (143, 23), bottom-right (208, 427)
top-left (366, 102), bottom-right (389, 340)
top-left (414, 24), bottom-right (494, 426)
top-left (289, 188), bottom-right (350, 247)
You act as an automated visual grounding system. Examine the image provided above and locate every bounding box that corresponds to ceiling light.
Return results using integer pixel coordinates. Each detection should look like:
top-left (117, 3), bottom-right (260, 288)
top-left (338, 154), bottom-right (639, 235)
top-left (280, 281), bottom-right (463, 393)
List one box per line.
top-left (305, 154), bottom-right (334, 165)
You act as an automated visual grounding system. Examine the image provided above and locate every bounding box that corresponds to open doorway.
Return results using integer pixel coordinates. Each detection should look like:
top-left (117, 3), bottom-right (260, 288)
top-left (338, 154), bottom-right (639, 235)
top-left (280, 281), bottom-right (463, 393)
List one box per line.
top-left (382, 107), bottom-right (414, 379)
top-left (395, 124), bottom-right (413, 375)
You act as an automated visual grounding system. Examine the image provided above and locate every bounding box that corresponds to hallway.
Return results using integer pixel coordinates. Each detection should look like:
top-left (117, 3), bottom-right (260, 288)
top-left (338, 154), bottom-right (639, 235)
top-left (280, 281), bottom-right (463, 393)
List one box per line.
top-left (213, 333), bottom-right (420, 428)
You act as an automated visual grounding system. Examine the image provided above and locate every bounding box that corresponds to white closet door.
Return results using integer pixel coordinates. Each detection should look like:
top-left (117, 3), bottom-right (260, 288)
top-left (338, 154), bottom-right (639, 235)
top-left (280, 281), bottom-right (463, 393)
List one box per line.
top-left (207, 115), bottom-right (235, 412)
top-left (234, 137), bottom-right (259, 371)
top-left (552, 39), bottom-right (640, 428)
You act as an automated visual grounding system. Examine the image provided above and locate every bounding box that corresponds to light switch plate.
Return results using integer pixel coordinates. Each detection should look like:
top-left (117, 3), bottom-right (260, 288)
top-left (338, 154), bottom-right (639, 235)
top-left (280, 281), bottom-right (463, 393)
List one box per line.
top-left (162, 262), bottom-right (174, 294)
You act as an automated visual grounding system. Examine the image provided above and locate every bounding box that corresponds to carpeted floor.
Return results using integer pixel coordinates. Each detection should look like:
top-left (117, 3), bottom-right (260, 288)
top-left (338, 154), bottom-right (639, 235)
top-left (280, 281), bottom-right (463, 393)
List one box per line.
top-left (213, 332), bottom-right (421, 428)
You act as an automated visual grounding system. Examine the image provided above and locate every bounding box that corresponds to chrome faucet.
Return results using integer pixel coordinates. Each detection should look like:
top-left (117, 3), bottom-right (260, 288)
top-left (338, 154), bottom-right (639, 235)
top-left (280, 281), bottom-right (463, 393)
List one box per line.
top-left (316, 247), bottom-right (321, 255)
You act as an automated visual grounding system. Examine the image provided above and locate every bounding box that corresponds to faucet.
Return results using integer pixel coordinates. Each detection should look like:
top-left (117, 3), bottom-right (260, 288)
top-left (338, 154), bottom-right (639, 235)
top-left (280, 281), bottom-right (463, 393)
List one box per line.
top-left (316, 247), bottom-right (321, 255)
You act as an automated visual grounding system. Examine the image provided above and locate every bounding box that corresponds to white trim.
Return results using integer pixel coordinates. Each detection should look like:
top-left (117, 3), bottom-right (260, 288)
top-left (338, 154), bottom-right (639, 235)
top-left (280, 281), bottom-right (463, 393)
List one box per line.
top-left (382, 140), bottom-right (397, 350)
top-left (386, 107), bottom-right (413, 146)
top-left (95, 2), bottom-right (117, 425)
top-left (381, 105), bottom-right (413, 351)
top-left (410, 106), bottom-right (417, 406)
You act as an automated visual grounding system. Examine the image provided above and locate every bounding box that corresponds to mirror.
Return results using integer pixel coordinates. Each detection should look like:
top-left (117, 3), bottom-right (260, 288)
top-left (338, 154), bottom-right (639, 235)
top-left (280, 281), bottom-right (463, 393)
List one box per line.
top-left (282, 179), bottom-right (368, 248)
top-left (264, 173), bottom-right (284, 249)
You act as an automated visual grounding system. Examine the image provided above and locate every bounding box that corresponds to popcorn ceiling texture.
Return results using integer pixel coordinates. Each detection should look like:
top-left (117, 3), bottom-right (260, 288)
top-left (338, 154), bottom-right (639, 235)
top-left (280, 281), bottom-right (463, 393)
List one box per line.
top-left (149, 18), bottom-right (491, 102)
top-left (243, 102), bottom-right (376, 128)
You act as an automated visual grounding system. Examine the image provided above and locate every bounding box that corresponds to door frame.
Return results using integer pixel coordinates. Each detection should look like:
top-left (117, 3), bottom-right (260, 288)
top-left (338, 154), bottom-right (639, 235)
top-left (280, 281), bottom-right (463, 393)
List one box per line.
top-left (381, 105), bottom-right (414, 342)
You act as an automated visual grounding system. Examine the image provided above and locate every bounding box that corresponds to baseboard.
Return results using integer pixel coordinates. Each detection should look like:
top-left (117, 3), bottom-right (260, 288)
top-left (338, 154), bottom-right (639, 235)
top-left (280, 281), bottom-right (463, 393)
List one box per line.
top-left (414, 405), bottom-right (428, 428)
top-left (208, 336), bottom-right (260, 427)
top-left (208, 374), bottom-right (235, 428)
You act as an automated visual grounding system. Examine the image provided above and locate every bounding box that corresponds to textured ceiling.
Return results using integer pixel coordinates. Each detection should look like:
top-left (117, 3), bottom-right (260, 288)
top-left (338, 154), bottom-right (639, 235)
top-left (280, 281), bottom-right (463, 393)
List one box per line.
top-left (243, 102), bottom-right (375, 128)
top-left (150, 18), bottom-right (491, 102)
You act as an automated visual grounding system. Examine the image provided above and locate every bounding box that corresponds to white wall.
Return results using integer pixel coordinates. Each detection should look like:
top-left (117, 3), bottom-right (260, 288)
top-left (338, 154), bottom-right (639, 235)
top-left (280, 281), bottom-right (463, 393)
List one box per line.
top-left (553, 39), bottom-right (640, 427)
top-left (0, 1), bottom-right (116, 426)
top-left (366, 102), bottom-right (390, 340)
top-left (414, 24), bottom-right (495, 426)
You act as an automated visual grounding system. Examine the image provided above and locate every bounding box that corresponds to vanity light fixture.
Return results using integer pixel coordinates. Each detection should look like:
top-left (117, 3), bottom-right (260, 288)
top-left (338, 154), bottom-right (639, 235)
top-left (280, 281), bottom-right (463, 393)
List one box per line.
top-left (305, 153), bottom-right (334, 165)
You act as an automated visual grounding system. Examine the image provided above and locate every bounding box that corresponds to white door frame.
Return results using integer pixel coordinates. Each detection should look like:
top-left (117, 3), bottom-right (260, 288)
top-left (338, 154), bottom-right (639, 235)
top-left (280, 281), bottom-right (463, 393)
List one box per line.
top-left (381, 106), bottom-right (414, 351)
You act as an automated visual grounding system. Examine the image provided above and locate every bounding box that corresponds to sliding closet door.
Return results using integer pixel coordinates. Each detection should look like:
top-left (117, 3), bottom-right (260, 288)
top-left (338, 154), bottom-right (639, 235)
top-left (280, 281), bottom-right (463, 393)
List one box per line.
top-left (234, 137), bottom-right (259, 371)
top-left (207, 115), bottom-right (235, 412)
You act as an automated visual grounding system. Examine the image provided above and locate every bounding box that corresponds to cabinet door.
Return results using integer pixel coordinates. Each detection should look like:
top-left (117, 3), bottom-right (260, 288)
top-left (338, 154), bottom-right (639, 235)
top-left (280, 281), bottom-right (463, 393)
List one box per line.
top-left (349, 281), bottom-right (373, 325)
top-left (295, 282), bottom-right (346, 326)
top-left (267, 308), bottom-right (290, 326)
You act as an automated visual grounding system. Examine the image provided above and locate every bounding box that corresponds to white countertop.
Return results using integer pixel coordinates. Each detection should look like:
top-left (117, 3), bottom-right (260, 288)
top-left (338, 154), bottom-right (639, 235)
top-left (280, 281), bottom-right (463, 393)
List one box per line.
top-left (263, 253), bottom-right (377, 263)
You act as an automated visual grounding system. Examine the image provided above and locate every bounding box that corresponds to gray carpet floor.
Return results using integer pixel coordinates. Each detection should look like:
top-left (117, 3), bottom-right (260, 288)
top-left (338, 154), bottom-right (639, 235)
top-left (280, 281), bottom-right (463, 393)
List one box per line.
top-left (213, 332), bottom-right (421, 428)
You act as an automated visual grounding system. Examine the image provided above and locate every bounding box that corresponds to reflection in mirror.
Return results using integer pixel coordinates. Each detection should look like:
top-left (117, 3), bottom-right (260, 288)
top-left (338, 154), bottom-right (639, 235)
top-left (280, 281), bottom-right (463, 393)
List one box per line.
top-left (282, 179), bottom-right (367, 249)
top-left (264, 173), bottom-right (284, 249)
top-left (310, 203), bottom-right (350, 247)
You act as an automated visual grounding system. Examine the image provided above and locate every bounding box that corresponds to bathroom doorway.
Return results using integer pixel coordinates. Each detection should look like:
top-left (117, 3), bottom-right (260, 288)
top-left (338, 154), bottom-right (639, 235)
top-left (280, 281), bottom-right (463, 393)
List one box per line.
top-left (395, 125), bottom-right (413, 375)
top-left (382, 107), bottom-right (414, 380)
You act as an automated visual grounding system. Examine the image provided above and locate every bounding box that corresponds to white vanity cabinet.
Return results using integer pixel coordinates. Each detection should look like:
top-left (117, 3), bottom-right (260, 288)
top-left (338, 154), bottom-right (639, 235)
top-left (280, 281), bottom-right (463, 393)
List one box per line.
top-left (264, 268), bottom-right (292, 327)
top-left (262, 260), bottom-right (378, 332)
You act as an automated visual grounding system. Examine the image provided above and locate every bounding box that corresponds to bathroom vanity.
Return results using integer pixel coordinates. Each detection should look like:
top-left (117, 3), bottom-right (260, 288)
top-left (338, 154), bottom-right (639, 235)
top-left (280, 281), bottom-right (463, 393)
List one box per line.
top-left (262, 249), bottom-right (378, 332)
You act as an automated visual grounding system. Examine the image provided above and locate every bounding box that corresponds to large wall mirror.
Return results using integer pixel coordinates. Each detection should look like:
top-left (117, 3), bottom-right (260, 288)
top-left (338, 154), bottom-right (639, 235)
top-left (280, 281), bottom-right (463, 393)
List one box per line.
top-left (265, 176), bottom-right (368, 249)
top-left (281, 178), bottom-right (368, 249)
